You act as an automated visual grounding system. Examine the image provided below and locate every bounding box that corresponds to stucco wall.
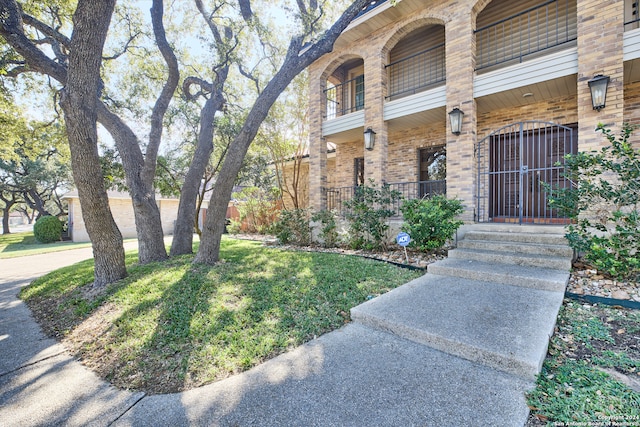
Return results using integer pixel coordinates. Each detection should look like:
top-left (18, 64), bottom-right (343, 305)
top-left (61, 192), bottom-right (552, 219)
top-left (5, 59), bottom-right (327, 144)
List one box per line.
top-left (68, 196), bottom-right (180, 243)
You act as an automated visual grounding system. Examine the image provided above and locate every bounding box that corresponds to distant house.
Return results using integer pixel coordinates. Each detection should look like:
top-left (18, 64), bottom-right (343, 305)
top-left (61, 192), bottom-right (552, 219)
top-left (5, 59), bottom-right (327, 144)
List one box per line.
top-left (62, 190), bottom-right (183, 243)
top-left (8, 211), bottom-right (26, 226)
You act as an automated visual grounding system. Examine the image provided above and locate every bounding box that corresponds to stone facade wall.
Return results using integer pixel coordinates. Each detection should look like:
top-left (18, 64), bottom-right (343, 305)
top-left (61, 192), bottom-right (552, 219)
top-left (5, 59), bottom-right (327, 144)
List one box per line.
top-left (307, 0), bottom-right (632, 220)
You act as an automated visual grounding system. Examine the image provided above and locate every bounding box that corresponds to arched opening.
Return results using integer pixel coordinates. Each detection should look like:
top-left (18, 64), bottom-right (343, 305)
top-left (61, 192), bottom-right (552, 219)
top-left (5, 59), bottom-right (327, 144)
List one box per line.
top-left (323, 58), bottom-right (365, 120)
top-left (386, 24), bottom-right (445, 100)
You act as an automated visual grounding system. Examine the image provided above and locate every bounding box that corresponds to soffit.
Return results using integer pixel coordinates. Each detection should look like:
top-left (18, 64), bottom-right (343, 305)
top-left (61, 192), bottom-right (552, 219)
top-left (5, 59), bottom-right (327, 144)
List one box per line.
top-left (335, 0), bottom-right (425, 49)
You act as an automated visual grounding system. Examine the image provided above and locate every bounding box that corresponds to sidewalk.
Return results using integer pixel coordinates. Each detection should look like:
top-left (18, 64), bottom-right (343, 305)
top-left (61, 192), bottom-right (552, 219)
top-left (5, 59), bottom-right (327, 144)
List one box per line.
top-left (0, 231), bottom-right (568, 426)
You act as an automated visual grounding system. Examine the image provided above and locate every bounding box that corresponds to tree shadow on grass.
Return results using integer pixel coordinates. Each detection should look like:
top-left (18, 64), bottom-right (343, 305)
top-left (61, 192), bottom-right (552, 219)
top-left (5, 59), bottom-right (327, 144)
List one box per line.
top-left (23, 238), bottom-right (421, 395)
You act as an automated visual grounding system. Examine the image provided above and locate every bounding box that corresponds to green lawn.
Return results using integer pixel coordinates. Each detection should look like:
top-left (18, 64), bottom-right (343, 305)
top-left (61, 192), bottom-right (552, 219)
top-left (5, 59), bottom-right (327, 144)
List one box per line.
top-left (0, 231), bottom-right (92, 258)
top-left (20, 237), bottom-right (423, 394)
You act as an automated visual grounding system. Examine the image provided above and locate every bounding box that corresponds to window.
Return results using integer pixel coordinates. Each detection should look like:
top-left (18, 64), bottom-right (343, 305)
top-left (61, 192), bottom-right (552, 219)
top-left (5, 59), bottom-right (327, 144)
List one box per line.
top-left (354, 75), bottom-right (365, 112)
top-left (419, 146), bottom-right (446, 181)
top-left (354, 157), bottom-right (365, 186)
top-left (418, 146), bottom-right (446, 198)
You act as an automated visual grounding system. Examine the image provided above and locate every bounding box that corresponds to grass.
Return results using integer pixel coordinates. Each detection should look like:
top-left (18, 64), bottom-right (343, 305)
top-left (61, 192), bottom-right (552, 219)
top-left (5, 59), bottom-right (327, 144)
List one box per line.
top-left (527, 301), bottom-right (640, 425)
top-left (0, 231), bottom-right (92, 258)
top-left (20, 237), bottom-right (422, 394)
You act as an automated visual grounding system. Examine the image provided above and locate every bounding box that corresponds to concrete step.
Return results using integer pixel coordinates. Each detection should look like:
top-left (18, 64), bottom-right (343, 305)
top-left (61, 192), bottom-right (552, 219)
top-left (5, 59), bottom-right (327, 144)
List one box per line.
top-left (350, 274), bottom-right (564, 380)
top-left (427, 258), bottom-right (569, 292)
top-left (448, 247), bottom-right (572, 270)
top-left (460, 223), bottom-right (567, 235)
top-left (463, 230), bottom-right (569, 246)
top-left (457, 238), bottom-right (574, 258)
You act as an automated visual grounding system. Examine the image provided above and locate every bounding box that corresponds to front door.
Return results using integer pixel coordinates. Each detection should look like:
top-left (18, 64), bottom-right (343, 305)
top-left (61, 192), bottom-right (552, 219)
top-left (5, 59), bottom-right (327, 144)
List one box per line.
top-left (477, 122), bottom-right (577, 224)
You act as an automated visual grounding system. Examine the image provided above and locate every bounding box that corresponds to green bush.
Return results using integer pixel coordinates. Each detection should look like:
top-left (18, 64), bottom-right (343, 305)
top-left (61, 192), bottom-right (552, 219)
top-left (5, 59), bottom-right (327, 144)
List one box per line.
top-left (273, 209), bottom-right (311, 245)
top-left (311, 209), bottom-right (340, 248)
top-left (231, 187), bottom-right (280, 234)
top-left (33, 215), bottom-right (63, 243)
top-left (548, 123), bottom-right (640, 281)
top-left (400, 195), bottom-right (464, 251)
top-left (343, 180), bottom-right (402, 251)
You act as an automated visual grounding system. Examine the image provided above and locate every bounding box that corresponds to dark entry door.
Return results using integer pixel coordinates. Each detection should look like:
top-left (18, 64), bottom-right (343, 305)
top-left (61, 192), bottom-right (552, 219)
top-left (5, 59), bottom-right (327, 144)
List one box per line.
top-left (477, 122), bottom-right (577, 224)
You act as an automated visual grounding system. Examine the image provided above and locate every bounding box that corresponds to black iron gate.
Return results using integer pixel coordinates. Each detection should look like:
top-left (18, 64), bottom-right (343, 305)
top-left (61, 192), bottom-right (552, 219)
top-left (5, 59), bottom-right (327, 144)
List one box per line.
top-left (476, 121), bottom-right (577, 224)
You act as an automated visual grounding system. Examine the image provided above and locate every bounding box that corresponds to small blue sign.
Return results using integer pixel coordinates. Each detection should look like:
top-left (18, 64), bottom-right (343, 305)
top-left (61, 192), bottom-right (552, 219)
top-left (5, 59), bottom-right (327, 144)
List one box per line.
top-left (396, 232), bottom-right (411, 247)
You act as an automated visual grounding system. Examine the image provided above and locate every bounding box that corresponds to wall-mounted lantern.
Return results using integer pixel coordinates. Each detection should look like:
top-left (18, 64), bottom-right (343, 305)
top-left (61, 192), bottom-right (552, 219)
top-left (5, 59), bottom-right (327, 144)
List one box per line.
top-left (364, 127), bottom-right (376, 150)
top-left (588, 74), bottom-right (610, 111)
top-left (448, 107), bottom-right (464, 135)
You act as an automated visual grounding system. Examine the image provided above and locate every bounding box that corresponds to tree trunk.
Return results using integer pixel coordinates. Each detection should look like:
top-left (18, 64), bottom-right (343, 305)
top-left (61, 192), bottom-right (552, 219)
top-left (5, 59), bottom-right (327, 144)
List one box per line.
top-left (97, 103), bottom-right (168, 264)
top-left (194, 0), bottom-right (371, 264)
top-left (0, 0), bottom-right (176, 266)
top-left (60, 0), bottom-right (126, 286)
top-left (196, 81), bottom-right (290, 263)
top-left (1, 201), bottom-right (13, 234)
top-left (170, 91), bottom-right (225, 255)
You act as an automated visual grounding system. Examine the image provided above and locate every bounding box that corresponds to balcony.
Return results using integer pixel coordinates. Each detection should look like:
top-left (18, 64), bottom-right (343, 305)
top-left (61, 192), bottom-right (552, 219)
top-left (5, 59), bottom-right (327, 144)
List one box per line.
top-left (475, 0), bottom-right (577, 71)
top-left (386, 43), bottom-right (445, 100)
top-left (325, 180), bottom-right (446, 217)
top-left (324, 74), bottom-right (365, 120)
top-left (626, 0), bottom-right (640, 31)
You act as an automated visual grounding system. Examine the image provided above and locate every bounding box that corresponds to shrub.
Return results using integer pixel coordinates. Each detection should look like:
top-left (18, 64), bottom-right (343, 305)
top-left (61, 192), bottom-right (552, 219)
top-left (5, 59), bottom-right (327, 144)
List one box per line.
top-left (33, 215), bottom-right (63, 243)
top-left (548, 123), bottom-right (640, 281)
top-left (273, 208), bottom-right (311, 245)
top-left (230, 187), bottom-right (280, 234)
top-left (311, 209), bottom-right (340, 248)
top-left (400, 195), bottom-right (464, 251)
top-left (343, 180), bottom-right (402, 251)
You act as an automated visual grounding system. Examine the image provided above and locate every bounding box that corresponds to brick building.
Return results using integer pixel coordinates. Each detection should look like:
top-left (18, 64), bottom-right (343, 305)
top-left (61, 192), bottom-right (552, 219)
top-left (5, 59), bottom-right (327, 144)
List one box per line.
top-left (306, 0), bottom-right (640, 224)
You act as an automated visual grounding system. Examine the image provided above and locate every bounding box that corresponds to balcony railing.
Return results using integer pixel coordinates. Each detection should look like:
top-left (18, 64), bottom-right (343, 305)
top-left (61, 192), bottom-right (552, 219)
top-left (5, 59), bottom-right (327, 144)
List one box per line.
top-left (386, 43), bottom-right (445, 100)
top-left (324, 74), bottom-right (365, 120)
top-left (475, 0), bottom-right (577, 70)
top-left (325, 180), bottom-right (446, 217)
top-left (626, 0), bottom-right (640, 30)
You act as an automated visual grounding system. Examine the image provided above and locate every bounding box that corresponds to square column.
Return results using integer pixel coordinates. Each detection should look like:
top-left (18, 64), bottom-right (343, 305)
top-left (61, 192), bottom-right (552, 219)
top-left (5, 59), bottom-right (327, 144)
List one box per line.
top-left (309, 68), bottom-right (328, 212)
top-left (363, 51), bottom-right (388, 185)
top-left (577, 0), bottom-right (625, 151)
top-left (445, 11), bottom-right (476, 222)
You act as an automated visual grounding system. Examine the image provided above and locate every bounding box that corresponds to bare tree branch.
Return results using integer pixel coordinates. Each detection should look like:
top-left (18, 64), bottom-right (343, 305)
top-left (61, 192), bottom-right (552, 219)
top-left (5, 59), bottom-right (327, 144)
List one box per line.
top-left (237, 63), bottom-right (261, 94)
top-left (102, 32), bottom-right (140, 61)
top-left (182, 76), bottom-right (213, 101)
top-left (144, 0), bottom-right (180, 186)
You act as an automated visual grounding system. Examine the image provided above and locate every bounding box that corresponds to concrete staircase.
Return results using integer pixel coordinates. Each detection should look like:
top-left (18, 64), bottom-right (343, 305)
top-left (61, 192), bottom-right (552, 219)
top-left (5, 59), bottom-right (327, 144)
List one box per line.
top-left (350, 224), bottom-right (573, 424)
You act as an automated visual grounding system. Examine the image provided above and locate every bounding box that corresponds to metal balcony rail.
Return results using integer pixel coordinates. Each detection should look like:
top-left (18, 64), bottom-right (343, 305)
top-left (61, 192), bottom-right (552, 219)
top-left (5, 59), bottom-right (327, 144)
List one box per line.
top-left (475, 0), bottom-right (577, 70)
top-left (625, 0), bottom-right (640, 30)
top-left (385, 43), bottom-right (445, 100)
top-left (323, 74), bottom-right (365, 120)
top-left (325, 180), bottom-right (446, 217)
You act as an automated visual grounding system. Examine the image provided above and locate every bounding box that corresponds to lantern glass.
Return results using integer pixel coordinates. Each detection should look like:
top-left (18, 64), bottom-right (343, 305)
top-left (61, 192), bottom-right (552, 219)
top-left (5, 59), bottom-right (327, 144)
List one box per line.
top-left (364, 127), bottom-right (376, 150)
top-left (448, 108), bottom-right (464, 135)
top-left (588, 75), bottom-right (610, 111)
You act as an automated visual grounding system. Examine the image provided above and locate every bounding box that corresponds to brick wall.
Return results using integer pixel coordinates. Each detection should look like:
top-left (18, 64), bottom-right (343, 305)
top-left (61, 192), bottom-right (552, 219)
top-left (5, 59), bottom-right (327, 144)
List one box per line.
top-left (307, 0), bottom-right (635, 219)
top-left (387, 122), bottom-right (446, 183)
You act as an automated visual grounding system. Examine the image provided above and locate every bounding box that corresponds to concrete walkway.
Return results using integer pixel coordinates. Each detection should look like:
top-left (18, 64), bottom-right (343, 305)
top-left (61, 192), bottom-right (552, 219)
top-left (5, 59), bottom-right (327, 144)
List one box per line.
top-left (0, 228), bottom-right (570, 426)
